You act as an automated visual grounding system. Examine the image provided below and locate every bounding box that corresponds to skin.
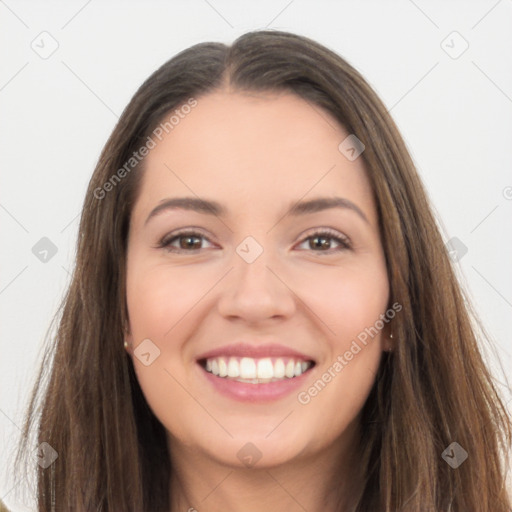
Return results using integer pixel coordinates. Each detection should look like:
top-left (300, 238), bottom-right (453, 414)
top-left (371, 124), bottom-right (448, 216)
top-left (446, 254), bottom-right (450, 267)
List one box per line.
top-left (125, 89), bottom-right (392, 512)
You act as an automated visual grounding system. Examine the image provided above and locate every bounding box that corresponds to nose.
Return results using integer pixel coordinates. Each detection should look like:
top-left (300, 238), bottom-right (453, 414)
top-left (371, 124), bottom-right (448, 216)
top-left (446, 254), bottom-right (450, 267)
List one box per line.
top-left (216, 249), bottom-right (296, 324)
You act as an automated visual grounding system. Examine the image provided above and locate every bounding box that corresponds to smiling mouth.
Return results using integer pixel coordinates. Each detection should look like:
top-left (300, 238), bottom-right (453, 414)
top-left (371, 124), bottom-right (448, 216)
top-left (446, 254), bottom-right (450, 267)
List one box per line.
top-left (198, 356), bottom-right (316, 384)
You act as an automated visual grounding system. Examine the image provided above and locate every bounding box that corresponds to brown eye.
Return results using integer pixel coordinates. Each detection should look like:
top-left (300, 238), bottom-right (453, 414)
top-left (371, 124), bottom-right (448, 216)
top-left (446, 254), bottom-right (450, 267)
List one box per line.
top-left (178, 234), bottom-right (202, 250)
top-left (158, 231), bottom-right (213, 252)
top-left (309, 234), bottom-right (332, 250)
top-left (297, 229), bottom-right (351, 253)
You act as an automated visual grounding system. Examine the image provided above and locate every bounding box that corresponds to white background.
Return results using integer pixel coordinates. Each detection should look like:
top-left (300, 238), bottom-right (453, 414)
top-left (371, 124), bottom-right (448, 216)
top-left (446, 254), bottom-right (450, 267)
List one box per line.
top-left (1, 1), bottom-right (511, 510)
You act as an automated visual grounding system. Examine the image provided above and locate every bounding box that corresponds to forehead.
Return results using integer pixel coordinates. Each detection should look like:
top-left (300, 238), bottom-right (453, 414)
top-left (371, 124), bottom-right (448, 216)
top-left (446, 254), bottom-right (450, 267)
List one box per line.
top-left (133, 90), bottom-right (377, 226)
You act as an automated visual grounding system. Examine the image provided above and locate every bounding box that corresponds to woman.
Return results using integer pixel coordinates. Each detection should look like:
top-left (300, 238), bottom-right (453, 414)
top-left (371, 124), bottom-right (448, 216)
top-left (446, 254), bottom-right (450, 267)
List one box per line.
top-left (14, 29), bottom-right (512, 511)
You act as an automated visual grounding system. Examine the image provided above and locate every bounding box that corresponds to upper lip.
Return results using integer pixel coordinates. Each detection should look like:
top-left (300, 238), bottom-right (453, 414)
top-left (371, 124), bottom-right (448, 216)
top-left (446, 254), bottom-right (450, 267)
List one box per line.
top-left (196, 342), bottom-right (315, 362)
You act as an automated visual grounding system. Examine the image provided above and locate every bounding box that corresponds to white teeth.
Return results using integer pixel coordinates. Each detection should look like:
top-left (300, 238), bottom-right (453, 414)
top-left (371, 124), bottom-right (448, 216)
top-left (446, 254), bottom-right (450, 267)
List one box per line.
top-left (273, 358), bottom-right (285, 378)
top-left (285, 360), bottom-right (295, 378)
top-left (240, 357), bottom-right (257, 379)
top-left (218, 358), bottom-right (228, 377)
top-left (227, 357), bottom-right (239, 378)
top-left (202, 356), bottom-right (313, 381)
top-left (257, 358), bottom-right (274, 379)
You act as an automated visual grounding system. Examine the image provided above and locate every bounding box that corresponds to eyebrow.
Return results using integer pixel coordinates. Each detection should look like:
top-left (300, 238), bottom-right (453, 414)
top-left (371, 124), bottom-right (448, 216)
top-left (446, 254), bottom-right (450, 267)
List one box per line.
top-left (144, 196), bottom-right (369, 225)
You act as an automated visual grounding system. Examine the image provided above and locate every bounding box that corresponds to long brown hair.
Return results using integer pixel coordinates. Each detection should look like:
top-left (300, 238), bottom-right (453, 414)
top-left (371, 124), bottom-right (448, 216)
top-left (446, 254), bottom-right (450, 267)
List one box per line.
top-left (14, 29), bottom-right (512, 511)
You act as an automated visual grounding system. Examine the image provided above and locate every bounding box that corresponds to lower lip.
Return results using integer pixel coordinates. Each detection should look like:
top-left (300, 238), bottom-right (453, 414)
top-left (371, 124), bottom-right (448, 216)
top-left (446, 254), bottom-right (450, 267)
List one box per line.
top-left (197, 363), bottom-right (314, 402)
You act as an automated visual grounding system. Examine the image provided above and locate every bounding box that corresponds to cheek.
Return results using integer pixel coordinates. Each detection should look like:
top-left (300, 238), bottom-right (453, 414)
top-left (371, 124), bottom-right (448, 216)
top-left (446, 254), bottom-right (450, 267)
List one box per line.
top-left (294, 262), bottom-right (389, 430)
top-left (125, 262), bottom-right (202, 439)
top-left (291, 258), bottom-right (389, 340)
top-left (126, 262), bottom-right (210, 338)
top-left (125, 261), bottom-right (213, 396)
top-left (292, 259), bottom-right (388, 406)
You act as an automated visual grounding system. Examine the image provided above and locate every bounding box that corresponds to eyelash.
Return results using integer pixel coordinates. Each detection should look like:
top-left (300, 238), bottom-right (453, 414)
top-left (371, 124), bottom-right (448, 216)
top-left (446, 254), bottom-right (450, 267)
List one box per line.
top-left (157, 228), bottom-right (351, 254)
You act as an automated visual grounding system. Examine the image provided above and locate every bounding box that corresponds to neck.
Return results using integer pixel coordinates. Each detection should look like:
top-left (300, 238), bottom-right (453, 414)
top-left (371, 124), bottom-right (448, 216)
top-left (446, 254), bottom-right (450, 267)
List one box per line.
top-left (168, 425), bottom-right (362, 512)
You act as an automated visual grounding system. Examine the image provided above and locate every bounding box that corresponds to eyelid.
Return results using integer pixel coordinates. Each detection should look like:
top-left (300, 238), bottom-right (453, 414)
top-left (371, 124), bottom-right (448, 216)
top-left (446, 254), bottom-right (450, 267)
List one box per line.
top-left (298, 226), bottom-right (350, 243)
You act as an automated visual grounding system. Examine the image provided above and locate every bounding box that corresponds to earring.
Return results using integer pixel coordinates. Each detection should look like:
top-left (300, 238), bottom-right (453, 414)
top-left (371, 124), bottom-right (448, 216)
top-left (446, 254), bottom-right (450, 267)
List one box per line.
top-left (124, 340), bottom-right (129, 349)
top-left (386, 333), bottom-right (394, 352)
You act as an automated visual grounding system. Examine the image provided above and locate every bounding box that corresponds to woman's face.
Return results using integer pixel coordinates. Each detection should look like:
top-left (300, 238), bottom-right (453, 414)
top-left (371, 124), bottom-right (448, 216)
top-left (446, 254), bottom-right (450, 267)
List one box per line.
top-left (125, 90), bottom-right (390, 468)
